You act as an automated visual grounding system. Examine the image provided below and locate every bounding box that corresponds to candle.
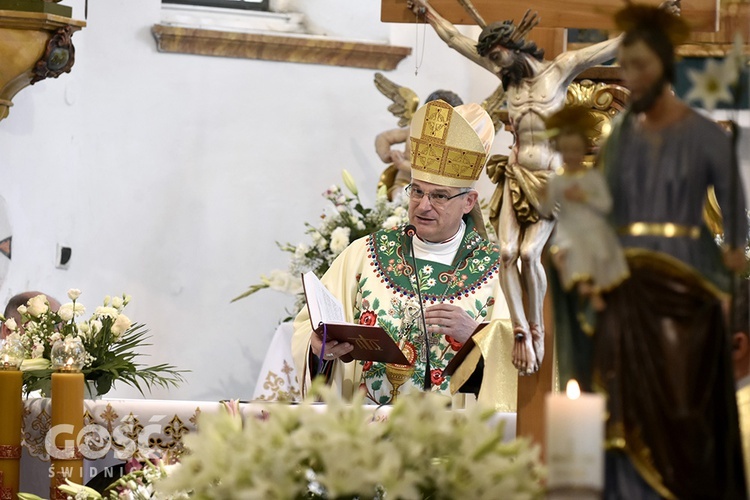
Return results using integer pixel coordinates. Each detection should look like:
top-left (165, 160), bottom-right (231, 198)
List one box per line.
top-left (0, 368), bottom-right (22, 499)
top-left (50, 371), bottom-right (84, 500)
top-left (545, 379), bottom-right (605, 497)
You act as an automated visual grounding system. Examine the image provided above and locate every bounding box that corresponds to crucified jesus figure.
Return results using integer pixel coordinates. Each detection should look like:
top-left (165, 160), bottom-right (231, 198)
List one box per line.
top-left (406, 0), bottom-right (679, 375)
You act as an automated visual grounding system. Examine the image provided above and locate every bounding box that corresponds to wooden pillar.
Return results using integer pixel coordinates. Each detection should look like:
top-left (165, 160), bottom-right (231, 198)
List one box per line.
top-left (531, 27), bottom-right (567, 60)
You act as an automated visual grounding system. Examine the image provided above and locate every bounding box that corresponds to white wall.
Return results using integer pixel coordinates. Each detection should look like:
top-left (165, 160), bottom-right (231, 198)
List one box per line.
top-left (0, 0), bottom-right (505, 401)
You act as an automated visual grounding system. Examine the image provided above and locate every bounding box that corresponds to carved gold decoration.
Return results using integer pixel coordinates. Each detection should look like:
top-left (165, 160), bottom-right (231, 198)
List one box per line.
top-left (151, 25), bottom-right (411, 71)
top-left (0, 9), bottom-right (85, 121)
top-left (565, 79), bottom-right (629, 151)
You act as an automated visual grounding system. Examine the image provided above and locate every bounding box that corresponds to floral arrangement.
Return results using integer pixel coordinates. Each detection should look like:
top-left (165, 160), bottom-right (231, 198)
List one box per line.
top-left (155, 382), bottom-right (545, 499)
top-left (232, 170), bottom-right (410, 318)
top-left (3, 289), bottom-right (186, 396)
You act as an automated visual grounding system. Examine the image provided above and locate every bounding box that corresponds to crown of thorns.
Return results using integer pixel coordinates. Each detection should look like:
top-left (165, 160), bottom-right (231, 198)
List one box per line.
top-left (476, 9), bottom-right (540, 56)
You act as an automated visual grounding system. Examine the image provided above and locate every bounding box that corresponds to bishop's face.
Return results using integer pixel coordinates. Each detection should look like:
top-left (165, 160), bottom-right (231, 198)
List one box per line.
top-left (407, 180), bottom-right (477, 243)
top-left (618, 39), bottom-right (668, 113)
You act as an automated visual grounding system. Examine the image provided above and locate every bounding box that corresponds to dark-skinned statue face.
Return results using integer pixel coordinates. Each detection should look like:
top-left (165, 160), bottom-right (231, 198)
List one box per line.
top-left (618, 38), bottom-right (670, 113)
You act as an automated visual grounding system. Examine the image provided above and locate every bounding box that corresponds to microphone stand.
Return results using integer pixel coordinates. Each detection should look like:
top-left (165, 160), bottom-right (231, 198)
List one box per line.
top-left (404, 225), bottom-right (432, 391)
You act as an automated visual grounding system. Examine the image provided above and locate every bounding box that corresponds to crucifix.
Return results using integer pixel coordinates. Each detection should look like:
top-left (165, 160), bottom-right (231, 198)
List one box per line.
top-left (380, 0), bottom-right (719, 458)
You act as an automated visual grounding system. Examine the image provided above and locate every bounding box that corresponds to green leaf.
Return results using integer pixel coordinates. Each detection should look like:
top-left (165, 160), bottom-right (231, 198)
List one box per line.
top-left (371, 379), bottom-right (383, 391)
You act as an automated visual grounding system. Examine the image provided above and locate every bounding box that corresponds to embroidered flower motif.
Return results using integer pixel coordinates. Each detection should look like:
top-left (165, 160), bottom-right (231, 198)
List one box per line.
top-left (430, 369), bottom-right (446, 386)
top-left (401, 341), bottom-right (418, 365)
top-left (362, 361), bottom-right (373, 372)
top-left (421, 265), bottom-right (433, 275)
top-left (446, 336), bottom-right (463, 351)
top-left (359, 310), bottom-right (378, 326)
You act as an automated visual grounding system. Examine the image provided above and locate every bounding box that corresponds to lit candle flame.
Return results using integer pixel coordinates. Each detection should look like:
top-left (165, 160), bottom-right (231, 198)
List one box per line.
top-left (66, 356), bottom-right (74, 366)
top-left (566, 379), bottom-right (581, 400)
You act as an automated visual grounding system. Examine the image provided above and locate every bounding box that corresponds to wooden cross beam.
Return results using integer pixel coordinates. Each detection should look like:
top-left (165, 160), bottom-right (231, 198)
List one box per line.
top-left (381, 0), bottom-right (720, 32)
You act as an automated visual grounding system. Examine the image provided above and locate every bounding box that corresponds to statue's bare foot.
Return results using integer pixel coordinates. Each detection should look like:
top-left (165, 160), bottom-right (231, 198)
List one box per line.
top-left (530, 323), bottom-right (544, 369)
top-left (512, 326), bottom-right (538, 375)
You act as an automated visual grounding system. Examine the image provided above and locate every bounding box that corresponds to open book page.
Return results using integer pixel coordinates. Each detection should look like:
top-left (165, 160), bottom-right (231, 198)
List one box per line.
top-left (302, 271), bottom-right (347, 329)
top-left (300, 272), bottom-right (409, 365)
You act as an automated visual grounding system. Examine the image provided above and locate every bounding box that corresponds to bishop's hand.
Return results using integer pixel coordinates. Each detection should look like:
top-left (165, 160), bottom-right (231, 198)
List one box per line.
top-left (424, 303), bottom-right (478, 345)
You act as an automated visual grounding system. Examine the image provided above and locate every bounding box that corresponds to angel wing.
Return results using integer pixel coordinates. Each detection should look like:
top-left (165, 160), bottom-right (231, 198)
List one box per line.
top-left (481, 83), bottom-right (507, 133)
top-left (374, 72), bottom-right (420, 128)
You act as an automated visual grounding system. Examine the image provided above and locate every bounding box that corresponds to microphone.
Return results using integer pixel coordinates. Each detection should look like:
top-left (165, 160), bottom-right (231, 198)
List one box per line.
top-left (403, 224), bottom-right (432, 391)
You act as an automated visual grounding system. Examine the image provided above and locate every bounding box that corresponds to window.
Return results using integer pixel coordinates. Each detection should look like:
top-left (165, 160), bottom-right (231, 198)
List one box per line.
top-left (162, 0), bottom-right (269, 11)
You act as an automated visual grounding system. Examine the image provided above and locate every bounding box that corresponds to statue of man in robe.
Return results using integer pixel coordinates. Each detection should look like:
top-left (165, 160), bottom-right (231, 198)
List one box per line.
top-left (405, 0), bottom-right (677, 374)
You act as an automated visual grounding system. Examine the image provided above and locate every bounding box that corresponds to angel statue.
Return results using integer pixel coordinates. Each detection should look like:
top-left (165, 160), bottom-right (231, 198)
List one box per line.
top-left (406, 0), bottom-right (680, 375)
top-left (373, 72), bottom-right (505, 200)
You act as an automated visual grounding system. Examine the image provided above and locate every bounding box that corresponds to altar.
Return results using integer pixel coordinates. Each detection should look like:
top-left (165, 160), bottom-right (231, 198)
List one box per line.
top-left (18, 396), bottom-right (517, 496)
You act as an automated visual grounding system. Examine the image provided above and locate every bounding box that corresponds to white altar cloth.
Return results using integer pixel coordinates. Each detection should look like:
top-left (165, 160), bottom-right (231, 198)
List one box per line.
top-left (19, 397), bottom-right (516, 496)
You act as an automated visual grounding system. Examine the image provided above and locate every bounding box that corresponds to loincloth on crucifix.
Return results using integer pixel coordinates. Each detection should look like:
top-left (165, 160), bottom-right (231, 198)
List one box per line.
top-left (486, 154), bottom-right (553, 230)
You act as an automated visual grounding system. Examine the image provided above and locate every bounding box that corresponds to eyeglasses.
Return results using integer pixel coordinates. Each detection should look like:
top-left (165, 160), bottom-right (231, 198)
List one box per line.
top-left (405, 184), bottom-right (469, 207)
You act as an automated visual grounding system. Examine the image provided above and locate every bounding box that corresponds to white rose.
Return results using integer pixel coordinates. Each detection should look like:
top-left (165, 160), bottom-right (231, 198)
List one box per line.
top-left (329, 227), bottom-right (351, 256)
top-left (58, 304), bottom-right (75, 322)
top-left (4, 318), bottom-right (17, 331)
top-left (27, 295), bottom-right (49, 317)
top-left (67, 289), bottom-right (82, 301)
top-left (90, 319), bottom-right (103, 333)
top-left (95, 306), bottom-right (118, 319)
top-left (77, 322), bottom-right (90, 335)
top-left (123, 294), bottom-right (132, 306)
top-left (111, 314), bottom-right (131, 337)
top-left (59, 303), bottom-right (85, 322)
top-left (355, 220), bottom-right (366, 231)
top-left (16, 305), bottom-right (27, 315)
top-left (111, 296), bottom-right (123, 309)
